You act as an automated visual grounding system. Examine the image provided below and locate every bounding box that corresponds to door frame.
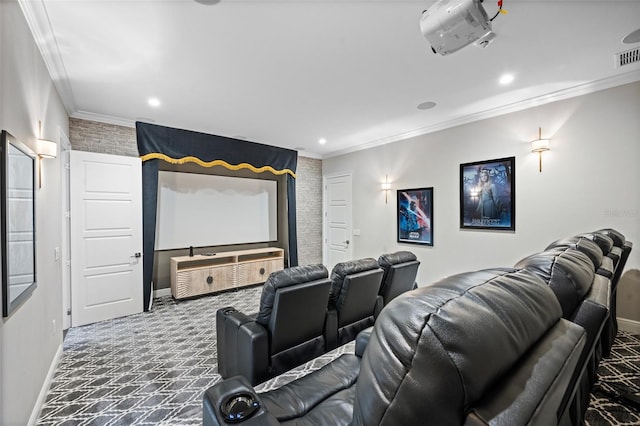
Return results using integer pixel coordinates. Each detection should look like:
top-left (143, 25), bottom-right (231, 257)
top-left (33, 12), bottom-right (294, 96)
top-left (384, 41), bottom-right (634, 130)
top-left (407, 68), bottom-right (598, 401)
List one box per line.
top-left (59, 127), bottom-right (71, 330)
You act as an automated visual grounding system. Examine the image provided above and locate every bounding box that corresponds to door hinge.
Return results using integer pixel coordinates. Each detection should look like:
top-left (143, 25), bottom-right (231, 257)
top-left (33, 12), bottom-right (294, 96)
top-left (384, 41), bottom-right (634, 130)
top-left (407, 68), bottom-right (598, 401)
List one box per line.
top-left (66, 308), bottom-right (71, 316)
top-left (64, 162), bottom-right (70, 170)
top-left (65, 211), bottom-right (70, 219)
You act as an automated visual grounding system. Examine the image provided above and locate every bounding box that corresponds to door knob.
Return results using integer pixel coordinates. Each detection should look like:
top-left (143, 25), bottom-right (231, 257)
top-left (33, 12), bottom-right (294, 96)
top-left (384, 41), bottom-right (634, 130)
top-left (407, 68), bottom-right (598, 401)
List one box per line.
top-left (132, 252), bottom-right (141, 258)
top-left (343, 240), bottom-right (350, 245)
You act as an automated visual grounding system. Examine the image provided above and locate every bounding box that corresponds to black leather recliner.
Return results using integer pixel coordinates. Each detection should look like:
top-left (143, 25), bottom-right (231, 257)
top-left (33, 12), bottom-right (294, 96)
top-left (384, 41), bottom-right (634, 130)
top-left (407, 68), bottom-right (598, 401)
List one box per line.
top-left (324, 258), bottom-right (384, 350)
top-left (546, 236), bottom-right (615, 279)
top-left (216, 264), bottom-right (332, 386)
top-left (594, 228), bottom-right (633, 355)
top-left (515, 247), bottom-right (610, 426)
top-left (204, 268), bottom-right (586, 426)
top-left (374, 251), bottom-right (420, 316)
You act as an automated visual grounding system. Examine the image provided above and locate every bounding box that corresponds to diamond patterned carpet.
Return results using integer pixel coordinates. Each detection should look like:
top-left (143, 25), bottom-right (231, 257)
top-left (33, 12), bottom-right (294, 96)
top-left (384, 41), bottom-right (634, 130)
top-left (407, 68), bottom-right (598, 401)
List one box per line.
top-left (36, 285), bottom-right (639, 425)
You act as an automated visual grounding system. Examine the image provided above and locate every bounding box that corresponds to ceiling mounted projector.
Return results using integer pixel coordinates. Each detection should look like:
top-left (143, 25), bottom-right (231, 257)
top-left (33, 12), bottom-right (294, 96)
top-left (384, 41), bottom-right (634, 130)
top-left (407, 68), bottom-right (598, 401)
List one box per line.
top-left (420, 0), bottom-right (498, 56)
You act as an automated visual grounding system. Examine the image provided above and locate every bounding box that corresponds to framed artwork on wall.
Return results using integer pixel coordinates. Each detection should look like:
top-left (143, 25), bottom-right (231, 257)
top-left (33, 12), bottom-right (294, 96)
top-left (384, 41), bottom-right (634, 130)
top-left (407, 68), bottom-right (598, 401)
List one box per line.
top-left (397, 187), bottom-right (433, 246)
top-left (460, 156), bottom-right (515, 231)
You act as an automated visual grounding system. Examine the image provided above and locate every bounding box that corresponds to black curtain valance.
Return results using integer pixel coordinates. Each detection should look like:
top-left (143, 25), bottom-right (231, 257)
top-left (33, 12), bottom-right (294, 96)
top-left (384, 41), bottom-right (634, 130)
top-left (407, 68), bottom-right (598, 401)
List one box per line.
top-left (137, 121), bottom-right (297, 177)
top-left (136, 122), bottom-right (299, 311)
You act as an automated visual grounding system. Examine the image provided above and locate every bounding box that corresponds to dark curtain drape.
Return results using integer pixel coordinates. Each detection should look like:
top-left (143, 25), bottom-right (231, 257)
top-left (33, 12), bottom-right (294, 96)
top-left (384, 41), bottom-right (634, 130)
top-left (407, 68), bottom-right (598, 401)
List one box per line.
top-left (136, 122), bottom-right (298, 311)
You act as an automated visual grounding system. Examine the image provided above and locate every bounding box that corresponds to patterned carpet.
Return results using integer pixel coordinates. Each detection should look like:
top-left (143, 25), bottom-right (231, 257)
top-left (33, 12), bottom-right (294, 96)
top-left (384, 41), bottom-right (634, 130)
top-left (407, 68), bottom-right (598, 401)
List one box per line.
top-left (36, 286), bottom-right (639, 425)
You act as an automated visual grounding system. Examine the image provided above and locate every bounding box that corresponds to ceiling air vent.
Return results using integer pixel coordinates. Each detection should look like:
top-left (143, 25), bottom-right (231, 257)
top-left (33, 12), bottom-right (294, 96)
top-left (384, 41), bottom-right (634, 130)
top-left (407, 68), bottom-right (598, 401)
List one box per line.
top-left (615, 47), bottom-right (640, 67)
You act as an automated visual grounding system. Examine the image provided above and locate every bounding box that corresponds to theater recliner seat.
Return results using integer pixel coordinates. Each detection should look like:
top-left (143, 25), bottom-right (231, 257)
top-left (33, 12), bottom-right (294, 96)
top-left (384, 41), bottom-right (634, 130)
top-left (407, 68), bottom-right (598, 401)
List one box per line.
top-left (515, 247), bottom-right (610, 426)
top-left (594, 228), bottom-right (633, 355)
top-left (204, 268), bottom-right (586, 426)
top-left (216, 264), bottom-right (332, 386)
top-left (324, 258), bottom-right (384, 350)
top-left (374, 251), bottom-right (420, 316)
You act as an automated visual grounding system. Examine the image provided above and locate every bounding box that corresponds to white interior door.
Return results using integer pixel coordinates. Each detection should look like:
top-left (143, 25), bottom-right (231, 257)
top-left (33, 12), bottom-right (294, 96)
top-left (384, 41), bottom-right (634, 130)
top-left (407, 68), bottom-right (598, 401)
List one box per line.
top-left (324, 172), bottom-right (353, 271)
top-left (70, 151), bottom-right (143, 327)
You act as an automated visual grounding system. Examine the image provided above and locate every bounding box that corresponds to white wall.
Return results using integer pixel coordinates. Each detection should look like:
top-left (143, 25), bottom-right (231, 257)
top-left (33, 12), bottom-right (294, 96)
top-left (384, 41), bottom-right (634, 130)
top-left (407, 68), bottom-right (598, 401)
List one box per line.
top-left (323, 82), bottom-right (640, 321)
top-left (0, 1), bottom-right (68, 424)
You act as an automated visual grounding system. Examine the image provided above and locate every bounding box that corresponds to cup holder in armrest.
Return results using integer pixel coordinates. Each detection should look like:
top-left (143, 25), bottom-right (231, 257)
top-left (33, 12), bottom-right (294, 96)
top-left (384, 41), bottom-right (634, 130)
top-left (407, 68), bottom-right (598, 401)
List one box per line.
top-left (220, 393), bottom-right (260, 423)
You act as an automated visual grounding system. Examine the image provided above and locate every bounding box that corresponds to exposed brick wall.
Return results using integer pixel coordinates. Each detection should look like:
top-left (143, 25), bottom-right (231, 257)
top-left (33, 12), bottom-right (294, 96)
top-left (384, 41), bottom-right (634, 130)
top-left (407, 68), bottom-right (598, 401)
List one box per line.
top-left (296, 156), bottom-right (323, 266)
top-left (70, 118), bottom-right (324, 267)
top-left (69, 118), bottom-right (138, 156)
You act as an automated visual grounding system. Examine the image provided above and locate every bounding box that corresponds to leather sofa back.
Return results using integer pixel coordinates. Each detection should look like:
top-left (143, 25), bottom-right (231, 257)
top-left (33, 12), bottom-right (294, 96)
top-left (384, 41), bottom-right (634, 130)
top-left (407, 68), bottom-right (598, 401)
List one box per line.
top-left (377, 251), bottom-right (420, 303)
top-left (596, 228), bottom-right (626, 247)
top-left (515, 247), bottom-right (595, 320)
top-left (546, 236), bottom-right (604, 270)
top-left (328, 258), bottom-right (380, 307)
top-left (351, 268), bottom-right (569, 425)
top-left (256, 264), bottom-right (329, 326)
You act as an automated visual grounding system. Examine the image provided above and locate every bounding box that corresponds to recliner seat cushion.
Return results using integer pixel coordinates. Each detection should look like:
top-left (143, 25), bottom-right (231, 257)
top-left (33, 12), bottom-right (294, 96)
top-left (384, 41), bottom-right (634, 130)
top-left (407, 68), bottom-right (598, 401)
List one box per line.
top-left (256, 264), bottom-right (328, 326)
top-left (351, 268), bottom-right (563, 426)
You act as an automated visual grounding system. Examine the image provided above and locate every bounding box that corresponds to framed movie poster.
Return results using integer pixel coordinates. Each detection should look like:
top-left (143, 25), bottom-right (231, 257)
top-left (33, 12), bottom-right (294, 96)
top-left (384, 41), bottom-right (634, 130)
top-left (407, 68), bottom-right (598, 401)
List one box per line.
top-left (397, 187), bottom-right (433, 246)
top-left (460, 157), bottom-right (515, 231)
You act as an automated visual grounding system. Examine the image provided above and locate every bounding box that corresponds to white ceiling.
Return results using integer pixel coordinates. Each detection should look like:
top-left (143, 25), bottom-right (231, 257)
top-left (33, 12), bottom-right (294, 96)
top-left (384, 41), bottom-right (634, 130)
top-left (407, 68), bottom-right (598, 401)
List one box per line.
top-left (22, 0), bottom-right (640, 158)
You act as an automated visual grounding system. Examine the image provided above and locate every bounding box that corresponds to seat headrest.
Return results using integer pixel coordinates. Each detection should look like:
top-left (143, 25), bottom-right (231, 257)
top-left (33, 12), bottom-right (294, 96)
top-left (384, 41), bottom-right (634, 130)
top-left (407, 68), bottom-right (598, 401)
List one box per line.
top-left (595, 228), bottom-right (626, 247)
top-left (378, 251), bottom-right (418, 269)
top-left (352, 268), bottom-right (561, 426)
top-left (328, 258), bottom-right (380, 305)
top-left (515, 248), bottom-right (595, 319)
top-left (579, 232), bottom-right (614, 255)
top-left (546, 236), bottom-right (603, 269)
top-left (256, 264), bottom-right (328, 326)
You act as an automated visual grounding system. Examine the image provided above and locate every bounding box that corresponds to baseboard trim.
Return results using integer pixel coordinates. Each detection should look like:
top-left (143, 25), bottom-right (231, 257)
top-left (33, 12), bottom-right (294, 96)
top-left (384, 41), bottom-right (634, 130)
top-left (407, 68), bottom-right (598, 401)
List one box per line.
top-left (154, 288), bottom-right (172, 298)
top-left (29, 343), bottom-right (63, 426)
top-left (618, 317), bottom-right (640, 335)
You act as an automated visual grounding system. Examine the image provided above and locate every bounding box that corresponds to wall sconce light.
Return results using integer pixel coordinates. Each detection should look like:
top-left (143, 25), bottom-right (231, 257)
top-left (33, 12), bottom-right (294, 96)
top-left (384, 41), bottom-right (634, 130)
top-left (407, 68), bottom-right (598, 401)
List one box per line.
top-left (530, 127), bottom-right (550, 173)
top-left (36, 120), bottom-right (57, 188)
top-left (381, 174), bottom-right (391, 204)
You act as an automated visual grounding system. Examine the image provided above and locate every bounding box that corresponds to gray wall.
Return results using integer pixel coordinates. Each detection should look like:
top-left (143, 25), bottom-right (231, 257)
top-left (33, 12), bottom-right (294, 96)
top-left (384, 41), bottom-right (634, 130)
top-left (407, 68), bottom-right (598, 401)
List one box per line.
top-left (0, 2), bottom-right (69, 424)
top-left (68, 118), bottom-right (325, 289)
top-left (323, 82), bottom-right (640, 329)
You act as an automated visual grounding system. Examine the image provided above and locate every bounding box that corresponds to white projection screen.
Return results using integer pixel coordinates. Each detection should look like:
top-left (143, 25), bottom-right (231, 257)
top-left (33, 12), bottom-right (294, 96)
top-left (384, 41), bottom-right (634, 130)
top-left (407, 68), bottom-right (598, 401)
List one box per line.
top-left (155, 171), bottom-right (278, 250)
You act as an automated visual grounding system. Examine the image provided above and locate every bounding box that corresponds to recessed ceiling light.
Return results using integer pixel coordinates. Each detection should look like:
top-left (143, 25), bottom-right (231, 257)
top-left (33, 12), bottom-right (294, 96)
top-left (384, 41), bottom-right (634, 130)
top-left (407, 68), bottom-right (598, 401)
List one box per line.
top-left (417, 101), bottom-right (437, 110)
top-left (623, 28), bottom-right (640, 44)
top-left (499, 74), bottom-right (514, 85)
top-left (318, 138), bottom-right (327, 145)
top-left (148, 97), bottom-right (161, 107)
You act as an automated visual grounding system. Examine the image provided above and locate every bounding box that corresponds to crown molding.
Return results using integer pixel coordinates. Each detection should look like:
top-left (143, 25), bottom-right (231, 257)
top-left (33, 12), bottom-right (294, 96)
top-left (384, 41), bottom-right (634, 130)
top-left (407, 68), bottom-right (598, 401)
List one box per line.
top-left (19, 0), bottom-right (77, 114)
top-left (323, 69), bottom-right (640, 159)
top-left (71, 111), bottom-right (136, 128)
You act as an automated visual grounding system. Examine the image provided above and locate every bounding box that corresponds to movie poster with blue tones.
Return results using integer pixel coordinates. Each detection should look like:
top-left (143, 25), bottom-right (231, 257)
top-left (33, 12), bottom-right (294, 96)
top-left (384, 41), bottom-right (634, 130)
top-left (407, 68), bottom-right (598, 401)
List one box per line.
top-left (397, 187), bottom-right (433, 246)
top-left (460, 157), bottom-right (515, 231)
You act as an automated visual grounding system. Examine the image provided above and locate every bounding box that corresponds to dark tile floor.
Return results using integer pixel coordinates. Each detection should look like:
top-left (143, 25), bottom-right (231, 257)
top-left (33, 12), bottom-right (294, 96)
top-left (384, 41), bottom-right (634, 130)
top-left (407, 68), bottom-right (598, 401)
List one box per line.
top-left (36, 286), bottom-right (639, 425)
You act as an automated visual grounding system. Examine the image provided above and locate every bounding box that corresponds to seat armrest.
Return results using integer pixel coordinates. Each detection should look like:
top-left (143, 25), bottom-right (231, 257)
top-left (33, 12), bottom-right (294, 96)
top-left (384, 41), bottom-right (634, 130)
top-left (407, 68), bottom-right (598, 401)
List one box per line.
top-left (237, 322), bottom-right (270, 386)
top-left (217, 307), bottom-right (270, 386)
top-left (466, 319), bottom-right (586, 426)
top-left (355, 327), bottom-right (373, 358)
top-left (373, 295), bottom-right (383, 318)
top-left (203, 376), bottom-right (280, 426)
top-left (217, 307), bottom-right (255, 378)
top-left (325, 308), bottom-right (338, 351)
